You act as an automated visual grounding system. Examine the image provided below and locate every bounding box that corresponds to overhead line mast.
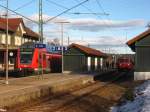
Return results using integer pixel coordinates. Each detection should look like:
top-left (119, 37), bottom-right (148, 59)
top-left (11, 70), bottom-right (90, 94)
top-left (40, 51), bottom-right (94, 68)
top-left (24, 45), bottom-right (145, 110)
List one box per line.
top-left (39, 0), bottom-right (43, 43)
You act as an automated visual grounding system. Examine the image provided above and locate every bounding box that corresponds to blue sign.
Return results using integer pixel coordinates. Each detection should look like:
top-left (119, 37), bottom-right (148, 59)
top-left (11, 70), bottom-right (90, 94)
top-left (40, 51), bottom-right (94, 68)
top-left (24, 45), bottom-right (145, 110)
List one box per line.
top-left (35, 43), bottom-right (46, 48)
top-left (46, 45), bottom-right (68, 53)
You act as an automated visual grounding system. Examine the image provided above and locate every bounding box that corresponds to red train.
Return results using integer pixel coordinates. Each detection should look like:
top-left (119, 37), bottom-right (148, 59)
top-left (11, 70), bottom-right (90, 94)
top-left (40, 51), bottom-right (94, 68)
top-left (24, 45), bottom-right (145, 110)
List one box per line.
top-left (117, 57), bottom-right (134, 71)
top-left (17, 42), bottom-right (62, 74)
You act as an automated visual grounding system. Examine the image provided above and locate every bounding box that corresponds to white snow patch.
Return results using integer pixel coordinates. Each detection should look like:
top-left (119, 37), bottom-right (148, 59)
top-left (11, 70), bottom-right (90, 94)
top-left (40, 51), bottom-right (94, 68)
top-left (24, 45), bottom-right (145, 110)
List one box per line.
top-left (110, 80), bottom-right (150, 112)
top-left (0, 108), bottom-right (7, 112)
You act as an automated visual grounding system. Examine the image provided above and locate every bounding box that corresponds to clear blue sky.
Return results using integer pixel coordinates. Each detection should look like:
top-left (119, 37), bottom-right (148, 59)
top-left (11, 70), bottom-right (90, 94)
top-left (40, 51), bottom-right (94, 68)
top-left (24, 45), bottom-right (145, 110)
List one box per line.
top-left (0, 0), bottom-right (149, 54)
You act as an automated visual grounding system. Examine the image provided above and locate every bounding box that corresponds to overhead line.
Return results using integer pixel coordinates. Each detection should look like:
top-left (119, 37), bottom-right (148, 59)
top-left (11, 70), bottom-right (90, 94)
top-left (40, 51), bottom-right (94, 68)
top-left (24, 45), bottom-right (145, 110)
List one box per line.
top-left (45, 0), bottom-right (68, 10)
top-left (95, 0), bottom-right (106, 14)
top-left (74, 0), bottom-right (99, 17)
top-left (95, 0), bottom-right (125, 44)
top-left (14, 0), bottom-right (35, 11)
top-left (68, 12), bottom-right (109, 15)
top-left (0, 4), bottom-right (38, 24)
top-left (44, 0), bottom-right (89, 23)
top-left (73, 0), bottom-right (125, 52)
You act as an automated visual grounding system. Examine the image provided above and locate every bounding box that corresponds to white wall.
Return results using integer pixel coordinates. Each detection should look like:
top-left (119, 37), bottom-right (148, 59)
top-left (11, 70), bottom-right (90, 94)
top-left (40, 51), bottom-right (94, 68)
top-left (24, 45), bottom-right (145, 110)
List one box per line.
top-left (87, 57), bottom-right (91, 71)
top-left (95, 58), bottom-right (98, 70)
top-left (134, 72), bottom-right (150, 80)
top-left (100, 58), bottom-right (103, 69)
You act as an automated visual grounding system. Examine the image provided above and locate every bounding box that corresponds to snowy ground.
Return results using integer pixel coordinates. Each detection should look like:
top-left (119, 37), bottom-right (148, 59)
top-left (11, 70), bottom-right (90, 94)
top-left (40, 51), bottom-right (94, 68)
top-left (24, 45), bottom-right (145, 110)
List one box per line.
top-left (111, 80), bottom-right (150, 112)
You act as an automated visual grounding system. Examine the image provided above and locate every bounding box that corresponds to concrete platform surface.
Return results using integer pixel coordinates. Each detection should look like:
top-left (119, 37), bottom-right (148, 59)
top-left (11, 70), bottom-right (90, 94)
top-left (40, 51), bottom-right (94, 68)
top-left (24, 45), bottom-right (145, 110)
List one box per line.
top-left (0, 73), bottom-right (94, 108)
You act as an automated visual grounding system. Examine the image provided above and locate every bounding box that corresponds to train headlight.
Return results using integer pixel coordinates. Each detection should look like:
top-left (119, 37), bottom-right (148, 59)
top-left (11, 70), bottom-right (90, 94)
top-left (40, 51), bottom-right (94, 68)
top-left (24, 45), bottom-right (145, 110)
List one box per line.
top-left (34, 68), bottom-right (38, 71)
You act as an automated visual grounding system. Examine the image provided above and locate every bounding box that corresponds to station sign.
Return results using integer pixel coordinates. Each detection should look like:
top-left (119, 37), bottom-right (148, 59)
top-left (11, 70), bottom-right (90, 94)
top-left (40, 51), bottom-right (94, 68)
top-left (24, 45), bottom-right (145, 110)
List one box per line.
top-left (35, 43), bottom-right (46, 48)
top-left (46, 45), bottom-right (68, 53)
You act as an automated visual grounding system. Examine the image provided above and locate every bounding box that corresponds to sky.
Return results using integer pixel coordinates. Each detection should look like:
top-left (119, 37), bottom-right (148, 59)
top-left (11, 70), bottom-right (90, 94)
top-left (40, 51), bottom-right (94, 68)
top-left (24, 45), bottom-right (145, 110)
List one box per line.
top-left (0, 0), bottom-right (149, 54)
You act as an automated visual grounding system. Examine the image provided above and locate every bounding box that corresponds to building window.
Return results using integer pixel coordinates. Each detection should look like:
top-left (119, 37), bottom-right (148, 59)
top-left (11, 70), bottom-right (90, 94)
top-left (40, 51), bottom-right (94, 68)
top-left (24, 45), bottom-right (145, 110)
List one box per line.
top-left (8, 34), bottom-right (11, 45)
top-left (15, 36), bottom-right (21, 46)
top-left (1, 34), bottom-right (6, 44)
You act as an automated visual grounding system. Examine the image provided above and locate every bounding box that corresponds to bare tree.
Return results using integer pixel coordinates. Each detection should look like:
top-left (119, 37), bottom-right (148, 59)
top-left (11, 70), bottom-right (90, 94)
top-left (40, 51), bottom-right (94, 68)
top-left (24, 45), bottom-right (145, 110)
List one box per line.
top-left (146, 22), bottom-right (150, 29)
top-left (53, 38), bottom-right (60, 45)
top-left (47, 38), bottom-right (60, 46)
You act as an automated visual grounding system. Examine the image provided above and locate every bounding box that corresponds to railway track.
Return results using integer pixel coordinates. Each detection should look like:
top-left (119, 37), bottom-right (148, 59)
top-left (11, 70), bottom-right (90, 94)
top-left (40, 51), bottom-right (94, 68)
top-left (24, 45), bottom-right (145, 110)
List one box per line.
top-left (8, 70), bottom-right (132, 112)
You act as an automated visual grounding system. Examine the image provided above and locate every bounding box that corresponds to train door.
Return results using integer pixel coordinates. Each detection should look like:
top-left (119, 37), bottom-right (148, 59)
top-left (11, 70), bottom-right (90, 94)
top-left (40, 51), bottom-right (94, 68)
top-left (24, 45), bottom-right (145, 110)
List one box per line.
top-left (44, 54), bottom-right (51, 73)
top-left (42, 53), bottom-right (46, 69)
top-left (50, 56), bottom-right (61, 73)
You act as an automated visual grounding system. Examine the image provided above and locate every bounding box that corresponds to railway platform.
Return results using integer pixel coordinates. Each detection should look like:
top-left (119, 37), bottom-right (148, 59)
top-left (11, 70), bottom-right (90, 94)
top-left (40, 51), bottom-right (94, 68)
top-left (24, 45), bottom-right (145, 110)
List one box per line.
top-left (0, 73), bottom-right (94, 108)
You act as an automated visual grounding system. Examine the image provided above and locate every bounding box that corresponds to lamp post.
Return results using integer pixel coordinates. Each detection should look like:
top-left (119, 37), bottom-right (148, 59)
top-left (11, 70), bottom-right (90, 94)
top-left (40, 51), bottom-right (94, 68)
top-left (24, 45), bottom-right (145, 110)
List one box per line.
top-left (5, 0), bottom-right (9, 84)
top-left (55, 22), bottom-right (70, 74)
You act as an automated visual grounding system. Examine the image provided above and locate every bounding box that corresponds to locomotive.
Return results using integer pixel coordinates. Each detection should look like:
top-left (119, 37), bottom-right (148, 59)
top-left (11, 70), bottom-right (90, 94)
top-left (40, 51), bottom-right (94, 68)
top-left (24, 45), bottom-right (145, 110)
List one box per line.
top-left (116, 57), bottom-right (134, 71)
top-left (17, 42), bottom-right (62, 74)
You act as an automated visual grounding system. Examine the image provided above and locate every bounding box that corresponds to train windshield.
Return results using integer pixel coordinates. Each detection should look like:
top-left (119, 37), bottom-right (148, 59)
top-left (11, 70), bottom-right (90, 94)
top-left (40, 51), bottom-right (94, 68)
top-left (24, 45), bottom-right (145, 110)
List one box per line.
top-left (119, 58), bottom-right (130, 63)
top-left (20, 51), bottom-right (33, 64)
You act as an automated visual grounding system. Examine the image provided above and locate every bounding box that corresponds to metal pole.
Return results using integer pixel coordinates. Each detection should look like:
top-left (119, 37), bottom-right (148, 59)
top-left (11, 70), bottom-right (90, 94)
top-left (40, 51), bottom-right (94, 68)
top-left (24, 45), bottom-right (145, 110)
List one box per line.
top-left (39, 0), bottom-right (43, 43)
top-left (68, 36), bottom-right (70, 46)
top-left (61, 23), bottom-right (64, 74)
top-left (5, 0), bottom-right (9, 84)
top-left (38, 0), bottom-right (44, 77)
top-left (55, 22), bottom-right (70, 74)
top-left (41, 51), bottom-right (43, 78)
top-left (125, 30), bottom-right (127, 55)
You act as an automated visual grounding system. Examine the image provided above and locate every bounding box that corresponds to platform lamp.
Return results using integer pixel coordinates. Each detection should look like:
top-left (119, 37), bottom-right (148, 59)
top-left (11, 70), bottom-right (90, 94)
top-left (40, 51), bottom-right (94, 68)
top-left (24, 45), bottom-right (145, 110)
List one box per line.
top-left (55, 21), bottom-right (70, 74)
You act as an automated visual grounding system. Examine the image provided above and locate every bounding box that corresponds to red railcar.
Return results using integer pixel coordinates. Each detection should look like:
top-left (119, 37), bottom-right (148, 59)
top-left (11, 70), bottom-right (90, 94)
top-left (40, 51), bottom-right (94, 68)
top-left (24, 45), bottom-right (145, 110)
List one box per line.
top-left (17, 42), bottom-right (62, 74)
top-left (117, 57), bottom-right (134, 71)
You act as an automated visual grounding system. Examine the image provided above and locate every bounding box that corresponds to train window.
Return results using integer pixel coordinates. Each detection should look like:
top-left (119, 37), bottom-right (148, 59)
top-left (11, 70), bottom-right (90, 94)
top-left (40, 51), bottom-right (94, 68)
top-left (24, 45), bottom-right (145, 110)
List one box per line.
top-left (20, 51), bottom-right (33, 64)
top-left (119, 58), bottom-right (130, 63)
top-left (43, 54), bottom-right (46, 60)
top-left (39, 54), bottom-right (41, 59)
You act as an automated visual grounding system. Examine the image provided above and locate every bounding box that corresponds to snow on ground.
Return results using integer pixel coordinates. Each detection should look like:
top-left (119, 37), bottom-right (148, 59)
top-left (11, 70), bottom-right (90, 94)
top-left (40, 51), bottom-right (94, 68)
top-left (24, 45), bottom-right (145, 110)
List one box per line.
top-left (110, 80), bottom-right (150, 112)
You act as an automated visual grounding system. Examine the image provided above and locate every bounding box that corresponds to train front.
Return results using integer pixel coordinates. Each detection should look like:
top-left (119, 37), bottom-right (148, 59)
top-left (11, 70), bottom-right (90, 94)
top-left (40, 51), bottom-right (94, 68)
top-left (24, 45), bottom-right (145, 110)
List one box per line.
top-left (117, 58), bottom-right (134, 70)
top-left (18, 42), bottom-right (40, 73)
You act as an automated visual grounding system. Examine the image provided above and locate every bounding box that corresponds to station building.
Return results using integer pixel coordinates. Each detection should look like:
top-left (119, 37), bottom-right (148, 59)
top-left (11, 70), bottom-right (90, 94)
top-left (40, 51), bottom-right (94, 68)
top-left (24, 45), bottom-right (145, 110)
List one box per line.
top-left (64, 43), bottom-right (107, 73)
top-left (127, 28), bottom-right (150, 80)
top-left (0, 18), bottom-right (39, 71)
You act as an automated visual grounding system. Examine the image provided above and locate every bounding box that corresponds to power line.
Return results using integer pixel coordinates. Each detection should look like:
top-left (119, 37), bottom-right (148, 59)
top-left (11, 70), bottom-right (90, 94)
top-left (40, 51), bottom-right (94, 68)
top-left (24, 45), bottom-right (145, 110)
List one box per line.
top-left (44, 0), bottom-right (89, 23)
top-left (95, 0), bottom-right (125, 45)
top-left (74, 0), bottom-right (102, 18)
top-left (73, 0), bottom-right (111, 27)
top-left (73, 0), bottom-right (125, 53)
top-left (45, 0), bottom-right (68, 10)
top-left (68, 12), bottom-right (109, 15)
top-left (95, 0), bottom-right (106, 14)
top-left (74, 0), bottom-right (124, 45)
top-left (14, 0), bottom-right (35, 11)
top-left (0, 4), bottom-right (38, 24)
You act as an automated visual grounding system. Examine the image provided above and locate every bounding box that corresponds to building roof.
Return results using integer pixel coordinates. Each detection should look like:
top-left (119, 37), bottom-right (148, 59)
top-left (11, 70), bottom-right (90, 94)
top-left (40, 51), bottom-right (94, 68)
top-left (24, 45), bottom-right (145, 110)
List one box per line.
top-left (127, 28), bottom-right (150, 51)
top-left (0, 18), bottom-right (39, 39)
top-left (24, 27), bottom-right (39, 39)
top-left (0, 18), bottom-right (23, 32)
top-left (69, 43), bottom-right (107, 57)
